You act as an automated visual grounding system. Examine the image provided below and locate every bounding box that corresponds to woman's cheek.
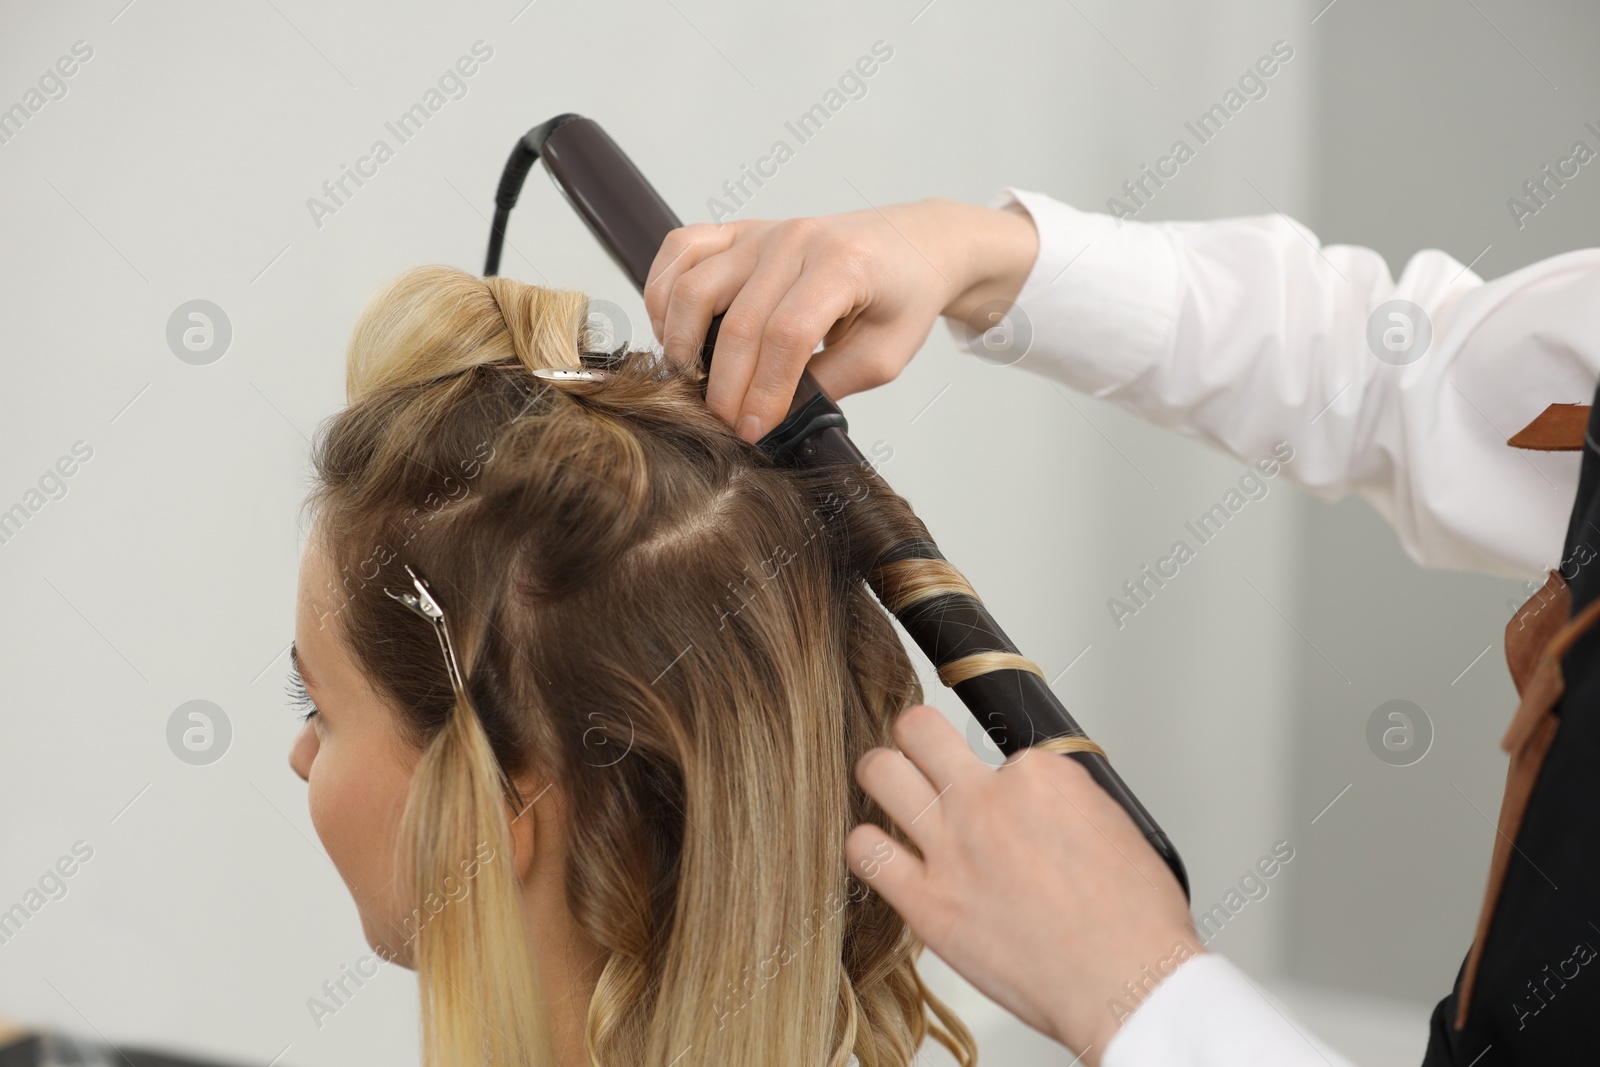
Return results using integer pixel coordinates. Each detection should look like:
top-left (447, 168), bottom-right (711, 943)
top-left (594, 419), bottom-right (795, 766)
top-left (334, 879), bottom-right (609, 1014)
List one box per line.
top-left (309, 742), bottom-right (382, 900)
top-left (304, 745), bottom-right (347, 882)
top-left (310, 736), bottom-right (416, 955)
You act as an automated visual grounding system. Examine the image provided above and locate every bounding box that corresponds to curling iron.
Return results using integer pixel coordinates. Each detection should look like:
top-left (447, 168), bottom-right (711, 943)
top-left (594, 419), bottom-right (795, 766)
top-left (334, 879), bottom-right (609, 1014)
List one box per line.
top-left (483, 114), bottom-right (1189, 898)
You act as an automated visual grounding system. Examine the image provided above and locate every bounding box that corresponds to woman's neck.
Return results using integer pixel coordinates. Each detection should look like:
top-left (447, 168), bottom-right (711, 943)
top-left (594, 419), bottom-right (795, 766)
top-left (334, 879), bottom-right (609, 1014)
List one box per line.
top-left (539, 921), bottom-right (605, 1067)
top-left (520, 786), bottom-right (604, 1067)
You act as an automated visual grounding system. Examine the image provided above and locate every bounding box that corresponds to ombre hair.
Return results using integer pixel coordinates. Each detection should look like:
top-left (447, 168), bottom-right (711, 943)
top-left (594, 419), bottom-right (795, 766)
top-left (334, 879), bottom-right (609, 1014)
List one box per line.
top-left (302, 264), bottom-right (978, 1067)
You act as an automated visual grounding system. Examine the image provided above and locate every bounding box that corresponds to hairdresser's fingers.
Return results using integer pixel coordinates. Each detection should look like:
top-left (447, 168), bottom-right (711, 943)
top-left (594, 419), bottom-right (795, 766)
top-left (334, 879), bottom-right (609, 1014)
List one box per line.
top-left (644, 222), bottom-right (740, 343)
top-left (702, 252), bottom-right (807, 431)
top-left (854, 744), bottom-right (943, 848)
top-left (844, 822), bottom-right (928, 907)
top-left (804, 314), bottom-right (937, 401)
top-left (645, 223), bottom-right (730, 335)
top-left (852, 742), bottom-right (1199, 1054)
top-left (731, 275), bottom-right (864, 441)
top-left (656, 238), bottom-right (761, 372)
top-left (890, 703), bottom-right (991, 795)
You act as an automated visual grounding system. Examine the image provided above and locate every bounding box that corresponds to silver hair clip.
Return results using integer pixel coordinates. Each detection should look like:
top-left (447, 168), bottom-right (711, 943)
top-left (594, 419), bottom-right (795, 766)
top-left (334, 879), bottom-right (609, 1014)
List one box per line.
top-left (382, 564), bottom-right (524, 805)
top-left (531, 366), bottom-right (609, 382)
top-left (383, 563), bottom-right (468, 701)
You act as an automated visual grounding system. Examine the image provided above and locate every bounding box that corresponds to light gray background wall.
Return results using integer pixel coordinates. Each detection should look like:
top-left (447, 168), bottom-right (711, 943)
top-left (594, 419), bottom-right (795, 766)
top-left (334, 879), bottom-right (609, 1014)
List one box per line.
top-left (1285, 0), bottom-right (1600, 1003)
top-left (0, 1), bottom-right (1585, 1065)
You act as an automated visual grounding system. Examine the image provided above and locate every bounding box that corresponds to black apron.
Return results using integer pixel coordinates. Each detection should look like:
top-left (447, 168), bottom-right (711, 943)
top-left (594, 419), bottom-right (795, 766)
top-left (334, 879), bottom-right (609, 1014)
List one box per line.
top-left (1423, 384), bottom-right (1600, 1063)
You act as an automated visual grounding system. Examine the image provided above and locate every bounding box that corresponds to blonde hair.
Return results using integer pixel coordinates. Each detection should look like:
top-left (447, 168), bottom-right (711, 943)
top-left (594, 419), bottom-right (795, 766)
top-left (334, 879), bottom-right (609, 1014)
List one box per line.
top-left (304, 264), bottom-right (978, 1066)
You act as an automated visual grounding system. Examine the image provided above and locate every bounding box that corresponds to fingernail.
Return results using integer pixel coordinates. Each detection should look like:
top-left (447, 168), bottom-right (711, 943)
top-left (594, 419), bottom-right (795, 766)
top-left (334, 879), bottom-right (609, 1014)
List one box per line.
top-left (736, 414), bottom-right (762, 443)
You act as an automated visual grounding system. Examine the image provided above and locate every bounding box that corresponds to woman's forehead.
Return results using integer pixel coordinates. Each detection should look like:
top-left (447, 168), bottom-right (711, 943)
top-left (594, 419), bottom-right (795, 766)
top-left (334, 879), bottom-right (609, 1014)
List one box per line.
top-left (294, 536), bottom-right (349, 657)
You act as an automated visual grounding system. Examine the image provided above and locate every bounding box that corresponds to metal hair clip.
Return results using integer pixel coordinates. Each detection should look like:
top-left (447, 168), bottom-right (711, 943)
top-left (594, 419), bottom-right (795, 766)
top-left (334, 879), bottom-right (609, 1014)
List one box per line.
top-left (531, 366), bottom-right (609, 382)
top-left (383, 563), bottom-right (468, 701)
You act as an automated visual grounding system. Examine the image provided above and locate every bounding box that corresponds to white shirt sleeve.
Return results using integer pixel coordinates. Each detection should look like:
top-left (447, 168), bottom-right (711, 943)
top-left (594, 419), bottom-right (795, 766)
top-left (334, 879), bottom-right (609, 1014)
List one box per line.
top-left (1101, 953), bottom-right (1358, 1067)
top-left (946, 187), bottom-right (1600, 579)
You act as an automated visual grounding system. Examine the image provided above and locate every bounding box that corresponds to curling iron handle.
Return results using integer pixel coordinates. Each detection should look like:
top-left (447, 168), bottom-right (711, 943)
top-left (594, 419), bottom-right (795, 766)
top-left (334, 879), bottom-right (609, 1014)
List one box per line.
top-left (540, 116), bottom-right (684, 291)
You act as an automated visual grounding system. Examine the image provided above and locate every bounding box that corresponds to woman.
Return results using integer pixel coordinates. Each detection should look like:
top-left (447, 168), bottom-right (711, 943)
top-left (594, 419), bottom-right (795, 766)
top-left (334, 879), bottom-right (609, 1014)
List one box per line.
top-left (283, 264), bottom-right (979, 1066)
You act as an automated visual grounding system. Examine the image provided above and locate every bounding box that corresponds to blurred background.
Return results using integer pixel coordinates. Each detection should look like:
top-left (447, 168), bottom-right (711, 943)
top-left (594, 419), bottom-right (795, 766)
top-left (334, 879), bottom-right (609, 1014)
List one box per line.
top-left (2, 1), bottom-right (1598, 1064)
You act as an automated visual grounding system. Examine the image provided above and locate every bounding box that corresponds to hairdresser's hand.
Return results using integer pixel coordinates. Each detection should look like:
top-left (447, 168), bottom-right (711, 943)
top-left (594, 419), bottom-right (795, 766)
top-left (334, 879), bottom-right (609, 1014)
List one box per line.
top-left (644, 198), bottom-right (1038, 443)
top-left (845, 705), bottom-right (1200, 1066)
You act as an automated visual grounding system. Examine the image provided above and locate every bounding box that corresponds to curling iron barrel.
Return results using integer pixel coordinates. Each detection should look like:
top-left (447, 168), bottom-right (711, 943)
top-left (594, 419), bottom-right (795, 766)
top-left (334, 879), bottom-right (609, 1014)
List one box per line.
top-left (485, 113), bottom-right (1189, 899)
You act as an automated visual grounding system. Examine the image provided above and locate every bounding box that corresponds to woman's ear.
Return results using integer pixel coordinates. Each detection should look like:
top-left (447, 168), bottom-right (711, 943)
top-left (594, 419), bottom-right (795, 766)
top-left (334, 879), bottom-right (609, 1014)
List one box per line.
top-left (504, 772), bottom-right (557, 885)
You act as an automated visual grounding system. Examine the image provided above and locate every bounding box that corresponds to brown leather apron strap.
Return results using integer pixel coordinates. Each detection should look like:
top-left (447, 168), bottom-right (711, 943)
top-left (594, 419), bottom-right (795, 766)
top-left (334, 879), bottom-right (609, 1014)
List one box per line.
top-left (1508, 403), bottom-right (1591, 451)
top-left (1449, 399), bottom-right (1594, 1026)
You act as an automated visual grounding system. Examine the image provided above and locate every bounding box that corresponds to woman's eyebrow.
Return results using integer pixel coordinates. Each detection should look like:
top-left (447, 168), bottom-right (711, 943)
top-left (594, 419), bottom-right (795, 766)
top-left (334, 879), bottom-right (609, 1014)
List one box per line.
top-left (290, 641), bottom-right (320, 688)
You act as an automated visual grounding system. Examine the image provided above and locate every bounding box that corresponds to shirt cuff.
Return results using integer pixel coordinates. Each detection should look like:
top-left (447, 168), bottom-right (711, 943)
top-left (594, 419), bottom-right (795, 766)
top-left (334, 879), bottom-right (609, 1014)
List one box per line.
top-left (1101, 952), bottom-right (1357, 1067)
top-left (941, 186), bottom-right (1179, 398)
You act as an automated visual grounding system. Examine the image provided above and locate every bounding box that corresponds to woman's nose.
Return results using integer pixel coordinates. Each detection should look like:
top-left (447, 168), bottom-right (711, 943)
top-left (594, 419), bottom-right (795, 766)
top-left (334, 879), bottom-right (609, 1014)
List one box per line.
top-left (289, 720), bottom-right (318, 782)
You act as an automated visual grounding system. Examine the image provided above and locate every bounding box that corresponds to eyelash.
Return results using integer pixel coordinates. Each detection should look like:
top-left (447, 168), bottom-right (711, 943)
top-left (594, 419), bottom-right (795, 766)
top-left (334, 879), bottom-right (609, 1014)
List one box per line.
top-left (285, 666), bottom-right (319, 723)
